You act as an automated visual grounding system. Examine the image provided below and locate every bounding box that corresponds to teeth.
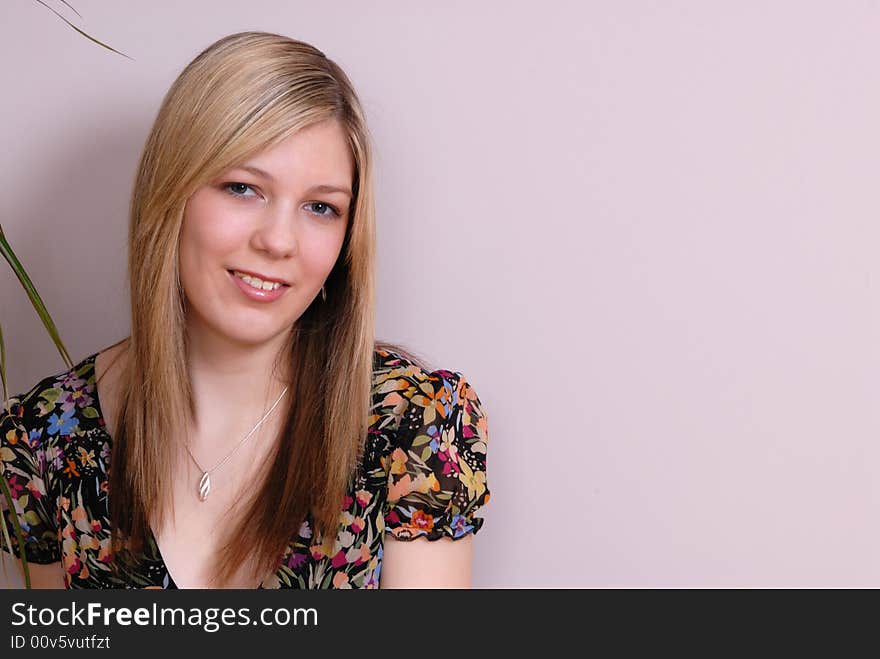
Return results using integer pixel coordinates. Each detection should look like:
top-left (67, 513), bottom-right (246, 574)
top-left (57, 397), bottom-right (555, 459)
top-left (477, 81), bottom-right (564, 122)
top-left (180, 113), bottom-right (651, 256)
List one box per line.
top-left (233, 270), bottom-right (283, 291)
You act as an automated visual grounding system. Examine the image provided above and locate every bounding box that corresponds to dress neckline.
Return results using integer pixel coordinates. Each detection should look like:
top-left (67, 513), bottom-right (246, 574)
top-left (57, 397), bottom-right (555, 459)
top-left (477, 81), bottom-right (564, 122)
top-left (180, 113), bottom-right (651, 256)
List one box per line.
top-left (85, 351), bottom-right (270, 589)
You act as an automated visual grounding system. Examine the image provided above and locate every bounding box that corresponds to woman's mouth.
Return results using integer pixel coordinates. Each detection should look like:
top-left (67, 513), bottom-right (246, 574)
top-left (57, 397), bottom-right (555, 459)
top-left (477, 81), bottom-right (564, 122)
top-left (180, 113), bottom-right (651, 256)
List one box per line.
top-left (227, 269), bottom-right (290, 302)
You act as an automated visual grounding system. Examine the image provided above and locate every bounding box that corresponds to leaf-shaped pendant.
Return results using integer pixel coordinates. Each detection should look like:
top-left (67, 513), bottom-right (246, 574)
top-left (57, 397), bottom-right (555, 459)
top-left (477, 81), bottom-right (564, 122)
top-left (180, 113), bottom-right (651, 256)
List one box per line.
top-left (198, 471), bottom-right (211, 501)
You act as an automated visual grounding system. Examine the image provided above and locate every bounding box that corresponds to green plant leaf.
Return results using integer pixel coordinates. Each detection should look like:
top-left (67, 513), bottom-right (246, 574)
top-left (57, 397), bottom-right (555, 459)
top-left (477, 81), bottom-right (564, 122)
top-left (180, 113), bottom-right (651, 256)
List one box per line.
top-left (58, 1), bottom-right (83, 20)
top-left (0, 320), bottom-right (7, 415)
top-left (0, 502), bottom-right (13, 582)
top-left (0, 475), bottom-right (31, 588)
top-left (33, 0), bottom-right (134, 60)
top-left (0, 225), bottom-right (72, 371)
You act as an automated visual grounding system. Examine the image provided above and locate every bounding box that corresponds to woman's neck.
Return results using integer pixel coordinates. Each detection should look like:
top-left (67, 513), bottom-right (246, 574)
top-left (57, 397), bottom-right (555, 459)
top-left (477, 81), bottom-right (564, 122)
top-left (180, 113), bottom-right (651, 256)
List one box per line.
top-left (183, 328), bottom-right (292, 444)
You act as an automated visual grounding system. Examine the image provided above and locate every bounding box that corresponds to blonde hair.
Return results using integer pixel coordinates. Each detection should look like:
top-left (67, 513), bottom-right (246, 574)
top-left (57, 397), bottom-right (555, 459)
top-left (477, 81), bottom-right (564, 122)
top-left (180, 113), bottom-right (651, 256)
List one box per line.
top-left (107, 31), bottom-right (422, 587)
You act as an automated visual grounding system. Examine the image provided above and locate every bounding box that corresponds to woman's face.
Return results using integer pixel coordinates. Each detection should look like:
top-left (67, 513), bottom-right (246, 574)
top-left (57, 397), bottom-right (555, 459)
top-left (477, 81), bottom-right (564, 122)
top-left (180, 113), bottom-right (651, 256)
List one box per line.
top-left (178, 118), bottom-right (353, 349)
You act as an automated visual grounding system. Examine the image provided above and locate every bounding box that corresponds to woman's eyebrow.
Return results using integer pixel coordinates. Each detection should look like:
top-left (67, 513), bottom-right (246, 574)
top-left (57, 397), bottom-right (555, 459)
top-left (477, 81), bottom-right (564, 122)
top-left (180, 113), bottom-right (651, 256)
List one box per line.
top-left (234, 165), bottom-right (351, 198)
top-left (305, 184), bottom-right (352, 198)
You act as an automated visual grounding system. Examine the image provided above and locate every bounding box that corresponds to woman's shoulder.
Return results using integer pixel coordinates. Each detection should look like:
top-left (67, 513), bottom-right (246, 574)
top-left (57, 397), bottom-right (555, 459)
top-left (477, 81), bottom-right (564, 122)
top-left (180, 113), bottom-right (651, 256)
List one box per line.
top-left (369, 344), bottom-right (490, 541)
top-left (372, 343), bottom-right (469, 390)
top-left (369, 343), bottom-right (488, 459)
top-left (1, 352), bottom-right (103, 455)
top-left (0, 353), bottom-right (100, 565)
top-left (371, 344), bottom-right (474, 415)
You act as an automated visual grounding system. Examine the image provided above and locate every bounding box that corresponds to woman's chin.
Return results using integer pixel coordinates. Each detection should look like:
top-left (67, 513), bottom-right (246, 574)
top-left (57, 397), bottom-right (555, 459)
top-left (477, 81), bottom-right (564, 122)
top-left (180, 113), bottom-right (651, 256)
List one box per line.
top-left (187, 320), bottom-right (289, 349)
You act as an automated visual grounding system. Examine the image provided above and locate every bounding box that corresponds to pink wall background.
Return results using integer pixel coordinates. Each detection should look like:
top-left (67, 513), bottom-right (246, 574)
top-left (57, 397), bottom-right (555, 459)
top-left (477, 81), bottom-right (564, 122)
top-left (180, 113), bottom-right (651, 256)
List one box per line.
top-left (3, 1), bottom-right (880, 587)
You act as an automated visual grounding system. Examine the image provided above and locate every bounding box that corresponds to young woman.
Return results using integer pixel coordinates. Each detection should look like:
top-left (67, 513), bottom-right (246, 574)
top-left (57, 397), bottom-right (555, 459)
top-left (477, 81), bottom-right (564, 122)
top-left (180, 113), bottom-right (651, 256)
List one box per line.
top-left (0, 31), bottom-right (489, 589)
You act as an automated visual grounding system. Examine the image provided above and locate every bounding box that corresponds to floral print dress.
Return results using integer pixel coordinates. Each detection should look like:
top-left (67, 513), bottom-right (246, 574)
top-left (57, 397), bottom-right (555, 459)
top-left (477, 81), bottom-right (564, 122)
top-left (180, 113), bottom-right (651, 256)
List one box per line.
top-left (0, 347), bottom-right (489, 588)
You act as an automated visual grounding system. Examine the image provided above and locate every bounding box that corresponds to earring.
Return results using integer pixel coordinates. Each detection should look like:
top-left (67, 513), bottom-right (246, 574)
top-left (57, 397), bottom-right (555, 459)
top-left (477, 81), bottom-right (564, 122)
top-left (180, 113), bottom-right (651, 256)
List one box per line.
top-left (321, 285), bottom-right (327, 302)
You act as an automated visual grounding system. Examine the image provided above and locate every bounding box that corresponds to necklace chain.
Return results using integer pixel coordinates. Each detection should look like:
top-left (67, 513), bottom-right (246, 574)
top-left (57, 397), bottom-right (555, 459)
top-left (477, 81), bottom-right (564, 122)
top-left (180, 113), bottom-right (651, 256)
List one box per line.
top-left (184, 385), bottom-right (289, 502)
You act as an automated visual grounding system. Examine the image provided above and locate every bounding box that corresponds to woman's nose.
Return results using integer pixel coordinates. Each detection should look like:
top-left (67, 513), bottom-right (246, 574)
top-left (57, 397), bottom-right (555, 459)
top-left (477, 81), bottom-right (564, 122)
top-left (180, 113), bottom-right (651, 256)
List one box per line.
top-left (253, 202), bottom-right (299, 258)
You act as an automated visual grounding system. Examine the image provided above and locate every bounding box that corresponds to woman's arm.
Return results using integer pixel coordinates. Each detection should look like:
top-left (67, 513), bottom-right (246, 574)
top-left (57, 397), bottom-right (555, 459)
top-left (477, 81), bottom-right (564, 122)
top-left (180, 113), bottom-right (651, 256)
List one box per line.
top-left (378, 534), bottom-right (473, 588)
top-left (6, 558), bottom-right (66, 589)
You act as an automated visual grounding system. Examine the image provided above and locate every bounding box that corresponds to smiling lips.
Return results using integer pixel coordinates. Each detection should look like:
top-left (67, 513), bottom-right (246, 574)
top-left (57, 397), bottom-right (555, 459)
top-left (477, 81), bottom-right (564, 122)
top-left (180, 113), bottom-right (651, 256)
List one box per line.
top-left (229, 268), bottom-right (291, 287)
top-left (228, 269), bottom-right (290, 302)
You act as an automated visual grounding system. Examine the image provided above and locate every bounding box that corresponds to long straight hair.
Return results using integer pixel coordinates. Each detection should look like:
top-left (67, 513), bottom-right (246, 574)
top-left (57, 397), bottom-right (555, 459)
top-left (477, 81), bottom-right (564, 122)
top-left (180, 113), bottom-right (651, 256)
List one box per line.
top-left (107, 31), bottom-right (423, 587)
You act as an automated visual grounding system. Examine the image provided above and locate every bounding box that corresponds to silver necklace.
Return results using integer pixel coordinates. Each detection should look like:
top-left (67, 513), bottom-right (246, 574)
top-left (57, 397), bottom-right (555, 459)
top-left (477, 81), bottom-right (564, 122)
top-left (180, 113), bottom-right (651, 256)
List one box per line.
top-left (184, 385), bottom-right (289, 502)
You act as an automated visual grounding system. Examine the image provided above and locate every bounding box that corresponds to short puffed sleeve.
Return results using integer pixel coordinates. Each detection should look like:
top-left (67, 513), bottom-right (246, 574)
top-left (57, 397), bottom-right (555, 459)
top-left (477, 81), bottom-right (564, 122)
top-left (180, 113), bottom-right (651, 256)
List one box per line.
top-left (383, 369), bottom-right (490, 541)
top-left (0, 387), bottom-right (61, 565)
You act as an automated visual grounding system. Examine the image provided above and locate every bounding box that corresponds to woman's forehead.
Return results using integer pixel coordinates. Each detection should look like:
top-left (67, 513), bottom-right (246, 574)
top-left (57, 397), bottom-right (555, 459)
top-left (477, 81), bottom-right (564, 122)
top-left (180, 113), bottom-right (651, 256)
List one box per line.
top-left (231, 121), bottom-right (353, 182)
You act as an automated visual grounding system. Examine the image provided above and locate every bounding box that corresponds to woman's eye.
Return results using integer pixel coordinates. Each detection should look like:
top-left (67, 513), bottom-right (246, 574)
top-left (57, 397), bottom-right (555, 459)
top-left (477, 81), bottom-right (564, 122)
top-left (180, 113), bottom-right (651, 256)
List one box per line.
top-left (306, 202), bottom-right (340, 219)
top-left (221, 185), bottom-right (339, 218)
top-left (222, 182), bottom-right (258, 198)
